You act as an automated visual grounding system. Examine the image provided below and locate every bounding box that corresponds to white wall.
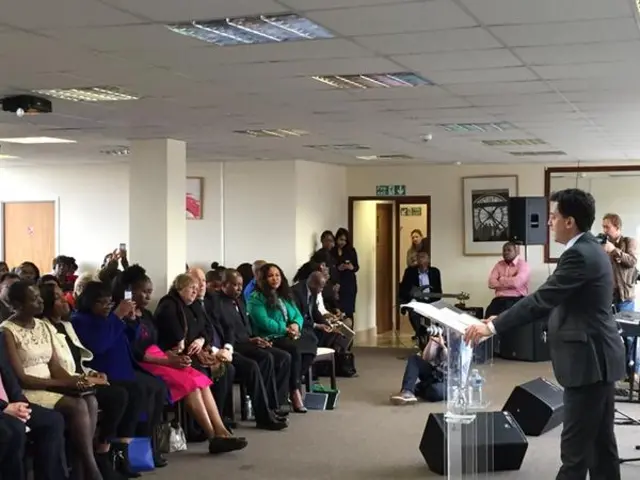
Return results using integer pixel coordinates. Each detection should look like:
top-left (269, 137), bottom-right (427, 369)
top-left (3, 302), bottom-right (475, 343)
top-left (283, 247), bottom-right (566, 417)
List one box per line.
top-left (352, 200), bottom-right (377, 333)
top-left (294, 160), bottom-right (347, 266)
top-left (347, 164), bottom-right (551, 310)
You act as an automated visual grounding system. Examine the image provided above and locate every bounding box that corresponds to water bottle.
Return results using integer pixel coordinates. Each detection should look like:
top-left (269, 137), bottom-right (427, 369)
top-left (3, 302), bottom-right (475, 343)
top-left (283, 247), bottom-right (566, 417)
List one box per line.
top-left (244, 395), bottom-right (254, 421)
top-left (468, 369), bottom-right (484, 407)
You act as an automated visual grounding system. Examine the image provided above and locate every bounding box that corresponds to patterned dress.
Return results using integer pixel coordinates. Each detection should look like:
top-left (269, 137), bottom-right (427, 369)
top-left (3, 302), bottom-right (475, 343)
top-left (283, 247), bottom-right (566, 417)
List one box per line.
top-left (1, 318), bottom-right (64, 408)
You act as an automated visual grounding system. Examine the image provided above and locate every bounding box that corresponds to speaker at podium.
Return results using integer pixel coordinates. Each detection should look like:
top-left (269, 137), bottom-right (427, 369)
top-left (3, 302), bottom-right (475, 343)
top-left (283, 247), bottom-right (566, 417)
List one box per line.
top-left (419, 411), bottom-right (528, 475)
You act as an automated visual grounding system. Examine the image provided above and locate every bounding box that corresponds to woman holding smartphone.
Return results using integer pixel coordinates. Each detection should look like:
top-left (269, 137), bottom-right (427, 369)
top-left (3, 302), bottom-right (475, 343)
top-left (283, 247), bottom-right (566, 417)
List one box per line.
top-left (331, 228), bottom-right (359, 323)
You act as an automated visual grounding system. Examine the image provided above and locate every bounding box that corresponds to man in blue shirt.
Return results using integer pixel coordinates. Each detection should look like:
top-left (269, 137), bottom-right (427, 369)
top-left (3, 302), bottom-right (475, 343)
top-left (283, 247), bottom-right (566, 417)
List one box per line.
top-left (243, 260), bottom-right (266, 302)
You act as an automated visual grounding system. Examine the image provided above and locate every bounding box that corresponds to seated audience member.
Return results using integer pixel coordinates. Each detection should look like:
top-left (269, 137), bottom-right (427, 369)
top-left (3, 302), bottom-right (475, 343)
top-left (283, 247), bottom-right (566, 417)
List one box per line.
top-left (52, 256), bottom-right (77, 293)
top-left (2, 281), bottom-right (104, 480)
top-left (390, 333), bottom-right (448, 405)
top-left (188, 268), bottom-right (236, 421)
top-left (71, 281), bottom-right (168, 469)
top-left (486, 242), bottom-right (530, 317)
top-left (14, 261), bottom-right (40, 284)
top-left (0, 272), bottom-right (20, 322)
top-left (0, 261), bottom-right (8, 275)
top-left (205, 269), bottom-right (224, 295)
top-left (40, 283), bottom-right (137, 479)
top-left (247, 263), bottom-right (309, 413)
top-left (68, 273), bottom-right (98, 310)
top-left (243, 260), bottom-right (266, 303)
top-left (0, 339), bottom-right (68, 480)
top-left (38, 274), bottom-right (59, 287)
top-left (115, 266), bottom-right (247, 454)
top-left (292, 271), bottom-right (333, 350)
top-left (98, 249), bottom-right (128, 288)
top-left (399, 251), bottom-right (443, 334)
top-left (207, 269), bottom-right (289, 429)
top-left (236, 263), bottom-right (254, 289)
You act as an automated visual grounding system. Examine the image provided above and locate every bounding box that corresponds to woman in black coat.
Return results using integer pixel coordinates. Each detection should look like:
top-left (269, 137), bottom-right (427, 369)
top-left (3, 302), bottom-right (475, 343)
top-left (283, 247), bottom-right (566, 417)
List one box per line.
top-left (331, 228), bottom-right (359, 322)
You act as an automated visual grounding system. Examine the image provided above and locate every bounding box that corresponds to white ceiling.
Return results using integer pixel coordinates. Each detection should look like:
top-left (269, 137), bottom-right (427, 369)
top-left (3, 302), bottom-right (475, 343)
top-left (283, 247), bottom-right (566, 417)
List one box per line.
top-left (0, 0), bottom-right (640, 166)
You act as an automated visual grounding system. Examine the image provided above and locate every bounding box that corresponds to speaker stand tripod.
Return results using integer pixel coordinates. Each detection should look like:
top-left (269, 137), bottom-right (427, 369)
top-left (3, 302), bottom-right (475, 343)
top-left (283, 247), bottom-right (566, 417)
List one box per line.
top-left (619, 445), bottom-right (640, 465)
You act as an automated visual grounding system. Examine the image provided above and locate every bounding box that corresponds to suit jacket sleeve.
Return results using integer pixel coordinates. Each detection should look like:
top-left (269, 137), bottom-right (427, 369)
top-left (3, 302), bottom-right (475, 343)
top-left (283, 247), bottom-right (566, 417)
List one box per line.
top-left (211, 296), bottom-right (235, 347)
top-left (286, 300), bottom-right (304, 328)
top-left (494, 247), bottom-right (587, 335)
top-left (350, 248), bottom-right (360, 273)
top-left (430, 268), bottom-right (443, 295)
top-left (399, 267), bottom-right (414, 303)
top-left (0, 356), bottom-right (27, 404)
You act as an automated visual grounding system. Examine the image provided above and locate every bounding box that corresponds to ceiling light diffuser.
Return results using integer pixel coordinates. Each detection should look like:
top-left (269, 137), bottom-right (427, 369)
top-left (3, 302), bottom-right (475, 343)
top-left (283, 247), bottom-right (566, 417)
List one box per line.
top-left (439, 122), bottom-right (517, 133)
top-left (33, 86), bottom-right (139, 102)
top-left (356, 154), bottom-right (413, 160)
top-left (235, 129), bottom-right (309, 138)
top-left (306, 144), bottom-right (370, 150)
top-left (0, 154), bottom-right (19, 159)
top-left (482, 139), bottom-right (547, 147)
top-left (0, 136), bottom-right (76, 144)
top-left (312, 73), bottom-right (432, 89)
top-left (167, 14), bottom-right (333, 46)
top-left (100, 146), bottom-right (130, 156)
top-left (510, 151), bottom-right (566, 156)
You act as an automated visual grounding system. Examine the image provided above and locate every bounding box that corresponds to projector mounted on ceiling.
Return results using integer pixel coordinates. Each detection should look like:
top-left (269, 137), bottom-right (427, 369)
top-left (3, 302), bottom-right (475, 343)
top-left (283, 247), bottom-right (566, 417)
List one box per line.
top-left (1, 95), bottom-right (52, 116)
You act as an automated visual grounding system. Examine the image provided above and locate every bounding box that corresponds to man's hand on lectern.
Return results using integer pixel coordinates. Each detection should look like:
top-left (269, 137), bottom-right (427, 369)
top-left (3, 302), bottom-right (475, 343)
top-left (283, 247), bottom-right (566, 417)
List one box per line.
top-left (483, 315), bottom-right (497, 324)
top-left (464, 323), bottom-right (492, 345)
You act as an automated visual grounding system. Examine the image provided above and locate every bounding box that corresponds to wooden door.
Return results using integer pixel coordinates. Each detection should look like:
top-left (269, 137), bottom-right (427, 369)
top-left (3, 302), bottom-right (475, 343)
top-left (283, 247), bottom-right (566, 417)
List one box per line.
top-left (2, 202), bottom-right (56, 273)
top-left (375, 203), bottom-right (393, 334)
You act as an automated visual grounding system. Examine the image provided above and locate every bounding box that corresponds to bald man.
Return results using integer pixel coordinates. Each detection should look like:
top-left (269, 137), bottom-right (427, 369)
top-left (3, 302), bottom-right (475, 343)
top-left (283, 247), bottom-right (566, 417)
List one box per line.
top-left (243, 260), bottom-right (266, 302)
top-left (189, 267), bottom-right (236, 423)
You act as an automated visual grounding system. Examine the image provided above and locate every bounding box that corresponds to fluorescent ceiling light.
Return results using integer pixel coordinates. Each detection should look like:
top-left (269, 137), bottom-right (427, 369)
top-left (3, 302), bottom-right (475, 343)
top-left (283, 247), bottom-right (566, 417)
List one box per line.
top-left (510, 151), bottom-right (566, 156)
top-left (312, 73), bottom-right (432, 89)
top-left (482, 139), bottom-right (546, 147)
top-left (306, 144), bottom-right (370, 151)
top-left (356, 154), bottom-right (413, 160)
top-left (33, 86), bottom-right (139, 102)
top-left (439, 122), bottom-right (517, 133)
top-left (235, 129), bottom-right (309, 138)
top-left (0, 136), bottom-right (76, 144)
top-left (167, 13), bottom-right (333, 46)
top-left (0, 154), bottom-right (19, 159)
top-left (100, 146), bottom-right (130, 156)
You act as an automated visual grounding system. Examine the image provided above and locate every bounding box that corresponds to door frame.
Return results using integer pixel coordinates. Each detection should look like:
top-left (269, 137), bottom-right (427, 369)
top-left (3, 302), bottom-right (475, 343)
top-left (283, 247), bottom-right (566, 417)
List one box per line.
top-left (375, 202), bottom-right (394, 334)
top-left (348, 195), bottom-right (432, 284)
top-left (0, 199), bottom-right (61, 262)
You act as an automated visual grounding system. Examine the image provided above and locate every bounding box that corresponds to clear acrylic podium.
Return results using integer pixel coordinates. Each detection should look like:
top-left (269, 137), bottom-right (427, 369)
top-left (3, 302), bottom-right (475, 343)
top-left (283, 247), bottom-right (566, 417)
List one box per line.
top-left (403, 300), bottom-right (494, 479)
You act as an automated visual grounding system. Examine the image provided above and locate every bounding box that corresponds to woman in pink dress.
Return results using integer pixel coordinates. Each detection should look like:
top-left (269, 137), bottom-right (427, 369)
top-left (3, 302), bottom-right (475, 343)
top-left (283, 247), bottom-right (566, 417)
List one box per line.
top-left (116, 265), bottom-right (247, 455)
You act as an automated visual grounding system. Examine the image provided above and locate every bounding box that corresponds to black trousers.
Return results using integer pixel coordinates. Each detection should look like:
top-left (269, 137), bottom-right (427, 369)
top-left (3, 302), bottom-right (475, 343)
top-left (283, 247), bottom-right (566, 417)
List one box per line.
top-left (232, 353), bottom-right (272, 422)
top-left (0, 404), bottom-right (67, 480)
top-left (557, 382), bottom-right (620, 480)
top-left (235, 343), bottom-right (291, 410)
top-left (271, 337), bottom-right (315, 391)
top-left (211, 362), bottom-right (235, 417)
top-left (94, 383), bottom-right (141, 440)
top-left (129, 371), bottom-right (167, 437)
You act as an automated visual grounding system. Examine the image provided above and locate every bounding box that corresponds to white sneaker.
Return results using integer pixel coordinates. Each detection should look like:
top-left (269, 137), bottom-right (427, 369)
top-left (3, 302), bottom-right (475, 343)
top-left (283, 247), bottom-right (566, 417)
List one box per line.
top-left (390, 391), bottom-right (418, 405)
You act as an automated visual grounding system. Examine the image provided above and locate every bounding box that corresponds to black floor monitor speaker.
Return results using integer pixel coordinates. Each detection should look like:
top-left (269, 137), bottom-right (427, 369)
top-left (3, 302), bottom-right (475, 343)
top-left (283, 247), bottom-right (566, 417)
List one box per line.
top-left (502, 377), bottom-right (564, 437)
top-left (508, 197), bottom-right (548, 245)
top-left (419, 411), bottom-right (528, 475)
top-left (498, 320), bottom-right (550, 362)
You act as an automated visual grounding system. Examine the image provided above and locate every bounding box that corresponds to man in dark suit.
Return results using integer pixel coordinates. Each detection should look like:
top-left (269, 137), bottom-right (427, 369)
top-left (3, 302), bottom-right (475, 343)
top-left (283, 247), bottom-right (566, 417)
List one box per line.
top-left (399, 251), bottom-right (443, 335)
top-left (207, 269), bottom-right (289, 429)
top-left (465, 188), bottom-right (626, 480)
top-left (0, 335), bottom-right (68, 480)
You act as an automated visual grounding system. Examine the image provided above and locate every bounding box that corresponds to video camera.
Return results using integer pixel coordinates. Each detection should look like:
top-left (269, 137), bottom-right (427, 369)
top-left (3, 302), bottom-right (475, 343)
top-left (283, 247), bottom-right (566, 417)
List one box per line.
top-left (595, 233), bottom-right (609, 245)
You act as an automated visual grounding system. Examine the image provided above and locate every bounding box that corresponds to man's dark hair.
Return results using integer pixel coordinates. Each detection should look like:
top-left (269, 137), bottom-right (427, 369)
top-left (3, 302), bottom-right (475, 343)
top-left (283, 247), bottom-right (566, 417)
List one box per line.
top-left (75, 281), bottom-right (111, 314)
top-left (206, 269), bottom-right (224, 283)
top-left (0, 272), bottom-right (19, 284)
top-left (549, 188), bottom-right (596, 233)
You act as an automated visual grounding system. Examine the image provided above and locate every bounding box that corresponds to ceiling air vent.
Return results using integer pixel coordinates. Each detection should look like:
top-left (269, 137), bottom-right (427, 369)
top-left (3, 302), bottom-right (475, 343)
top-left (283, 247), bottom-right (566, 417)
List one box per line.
top-left (510, 151), bottom-right (566, 156)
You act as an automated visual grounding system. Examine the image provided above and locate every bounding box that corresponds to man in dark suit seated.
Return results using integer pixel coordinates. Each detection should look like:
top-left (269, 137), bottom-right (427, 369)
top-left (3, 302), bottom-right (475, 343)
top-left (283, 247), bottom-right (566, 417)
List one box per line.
top-left (207, 269), bottom-right (289, 429)
top-left (465, 188), bottom-right (626, 480)
top-left (399, 251), bottom-right (443, 335)
top-left (0, 336), bottom-right (68, 480)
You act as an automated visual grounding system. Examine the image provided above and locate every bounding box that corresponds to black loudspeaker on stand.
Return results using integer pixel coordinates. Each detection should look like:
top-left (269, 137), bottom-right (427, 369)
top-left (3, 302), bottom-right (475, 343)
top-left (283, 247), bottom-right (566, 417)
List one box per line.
top-left (508, 197), bottom-right (548, 246)
top-left (419, 411), bottom-right (528, 475)
top-left (502, 377), bottom-right (564, 436)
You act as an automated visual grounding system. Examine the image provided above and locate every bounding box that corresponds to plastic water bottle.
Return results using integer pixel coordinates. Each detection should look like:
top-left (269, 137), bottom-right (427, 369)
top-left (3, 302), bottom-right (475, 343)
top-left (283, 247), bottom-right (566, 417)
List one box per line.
top-left (244, 395), bottom-right (254, 421)
top-left (468, 369), bottom-right (484, 407)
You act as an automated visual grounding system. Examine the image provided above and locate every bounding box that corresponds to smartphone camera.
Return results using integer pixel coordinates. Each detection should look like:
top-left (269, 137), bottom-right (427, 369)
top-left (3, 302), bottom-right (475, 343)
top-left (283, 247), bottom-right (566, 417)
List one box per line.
top-left (124, 290), bottom-right (132, 301)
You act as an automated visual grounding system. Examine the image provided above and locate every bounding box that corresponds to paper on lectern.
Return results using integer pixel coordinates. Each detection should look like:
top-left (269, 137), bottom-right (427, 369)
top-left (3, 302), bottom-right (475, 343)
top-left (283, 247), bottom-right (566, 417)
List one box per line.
top-left (401, 300), bottom-right (485, 338)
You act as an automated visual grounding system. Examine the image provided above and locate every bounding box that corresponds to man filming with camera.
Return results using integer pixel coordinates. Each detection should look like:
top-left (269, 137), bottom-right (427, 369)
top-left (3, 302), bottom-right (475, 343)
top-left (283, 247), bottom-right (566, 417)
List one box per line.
top-left (601, 213), bottom-right (637, 313)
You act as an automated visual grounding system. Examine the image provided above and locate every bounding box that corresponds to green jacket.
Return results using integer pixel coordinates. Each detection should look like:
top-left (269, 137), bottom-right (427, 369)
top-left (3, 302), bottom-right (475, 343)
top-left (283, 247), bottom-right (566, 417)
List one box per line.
top-left (247, 291), bottom-right (304, 339)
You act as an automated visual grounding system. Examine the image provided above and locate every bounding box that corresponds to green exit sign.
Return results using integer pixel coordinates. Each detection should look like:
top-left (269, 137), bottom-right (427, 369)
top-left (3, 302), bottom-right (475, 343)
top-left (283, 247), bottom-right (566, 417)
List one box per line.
top-left (376, 184), bottom-right (406, 196)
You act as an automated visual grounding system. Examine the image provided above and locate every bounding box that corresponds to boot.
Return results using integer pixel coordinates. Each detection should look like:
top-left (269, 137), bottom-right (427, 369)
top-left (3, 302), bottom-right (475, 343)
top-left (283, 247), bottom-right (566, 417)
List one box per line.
top-left (111, 443), bottom-right (141, 479)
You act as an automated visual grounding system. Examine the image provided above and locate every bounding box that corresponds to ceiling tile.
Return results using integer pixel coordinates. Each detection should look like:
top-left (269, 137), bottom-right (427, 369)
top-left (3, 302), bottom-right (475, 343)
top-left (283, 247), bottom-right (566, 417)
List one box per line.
top-left (103, 0), bottom-right (285, 22)
top-left (490, 18), bottom-right (640, 47)
top-left (459, 0), bottom-right (633, 26)
top-left (532, 62), bottom-right (640, 80)
top-left (394, 49), bottom-right (522, 72)
top-left (428, 67), bottom-right (537, 84)
top-left (281, 0), bottom-right (412, 9)
top-left (466, 93), bottom-right (565, 107)
top-left (514, 41), bottom-right (640, 66)
top-left (447, 81), bottom-right (552, 96)
top-left (306, 1), bottom-right (477, 36)
top-left (354, 27), bottom-right (502, 55)
top-left (1, 0), bottom-right (144, 29)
